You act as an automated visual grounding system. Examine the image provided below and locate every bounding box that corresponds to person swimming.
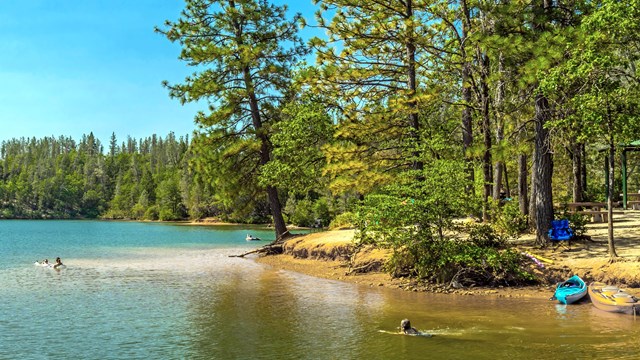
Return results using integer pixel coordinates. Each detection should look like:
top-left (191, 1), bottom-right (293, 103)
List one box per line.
top-left (400, 319), bottom-right (432, 337)
top-left (53, 257), bottom-right (64, 269)
top-left (400, 319), bottom-right (419, 335)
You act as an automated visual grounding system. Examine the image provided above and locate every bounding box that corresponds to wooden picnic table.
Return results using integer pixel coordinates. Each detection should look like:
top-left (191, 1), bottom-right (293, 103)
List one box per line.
top-left (563, 202), bottom-right (607, 210)
top-left (559, 202), bottom-right (623, 223)
top-left (621, 193), bottom-right (640, 209)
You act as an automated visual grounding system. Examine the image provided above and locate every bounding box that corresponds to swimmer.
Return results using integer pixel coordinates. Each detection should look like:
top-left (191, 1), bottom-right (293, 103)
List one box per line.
top-left (400, 319), bottom-right (420, 335)
top-left (400, 319), bottom-right (432, 337)
top-left (53, 257), bottom-right (64, 269)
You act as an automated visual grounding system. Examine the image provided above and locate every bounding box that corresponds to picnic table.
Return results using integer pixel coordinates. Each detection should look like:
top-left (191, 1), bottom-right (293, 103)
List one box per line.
top-left (621, 193), bottom-right (640, 210)
top-left (560, 202), bottom-right (624, 223)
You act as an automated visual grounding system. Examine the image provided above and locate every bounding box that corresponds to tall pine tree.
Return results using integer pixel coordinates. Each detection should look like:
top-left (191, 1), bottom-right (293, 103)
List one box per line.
top-left (158, 0), bottom-right (308, 239)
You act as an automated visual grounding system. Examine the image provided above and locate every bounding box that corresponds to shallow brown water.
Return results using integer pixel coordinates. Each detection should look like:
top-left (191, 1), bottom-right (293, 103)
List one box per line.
top-left (196, 266), bottom-right (640, 360)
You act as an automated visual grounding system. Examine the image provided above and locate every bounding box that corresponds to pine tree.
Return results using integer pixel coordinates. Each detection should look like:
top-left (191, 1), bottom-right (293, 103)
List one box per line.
top-left (158, 0), bottom-right (308, 239)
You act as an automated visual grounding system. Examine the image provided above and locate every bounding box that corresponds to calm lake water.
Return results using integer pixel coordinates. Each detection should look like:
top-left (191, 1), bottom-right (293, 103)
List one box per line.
top-left (1, 220), bottom-right (639, 359)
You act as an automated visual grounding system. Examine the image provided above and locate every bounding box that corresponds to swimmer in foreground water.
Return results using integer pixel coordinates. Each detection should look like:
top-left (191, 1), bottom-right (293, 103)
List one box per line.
top-left (400, 319), bottom-right (432, 337)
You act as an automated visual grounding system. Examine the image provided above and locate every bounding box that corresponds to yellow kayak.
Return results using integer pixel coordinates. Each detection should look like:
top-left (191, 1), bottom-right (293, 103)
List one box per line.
top-left (588, 282), bottom-right (639, 315)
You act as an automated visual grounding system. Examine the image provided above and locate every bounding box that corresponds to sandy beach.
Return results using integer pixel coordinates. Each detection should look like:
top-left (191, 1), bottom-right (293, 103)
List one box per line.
top-left (254, 211), bottom-right (640, 299)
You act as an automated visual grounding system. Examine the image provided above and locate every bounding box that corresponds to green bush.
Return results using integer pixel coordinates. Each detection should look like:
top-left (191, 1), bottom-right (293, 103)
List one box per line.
top-left (144, 205), bottom-right (160, 221)
top-left (491, 200), bottom-right (528, 239)
top-left (290, 199), bottom-right (315, 227)
top-left (329, 211), bottom-right (356, 230)
top-left (386, 234), bottom-right (535, 286)
top-left (159, 208), bottom-right (180, 221)
top-left (351, 161), bottom-right (536, 286)
top-left (312, 198), bottom-right (331, 227)
top-left (464, 222), bottom-right (507, 248)
top-left (131, 203), bottom-right (146, 220)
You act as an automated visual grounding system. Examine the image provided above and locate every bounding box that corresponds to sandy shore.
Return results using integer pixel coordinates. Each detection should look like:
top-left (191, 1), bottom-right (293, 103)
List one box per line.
top-left (254, 212), bottom-right (640, 299)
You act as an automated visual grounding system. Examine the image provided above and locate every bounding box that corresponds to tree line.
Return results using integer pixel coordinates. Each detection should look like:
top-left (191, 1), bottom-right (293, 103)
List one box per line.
top-left (0, 131), bottom-right (344, 226)
top-left (0, 133), bottom-right (195, 220)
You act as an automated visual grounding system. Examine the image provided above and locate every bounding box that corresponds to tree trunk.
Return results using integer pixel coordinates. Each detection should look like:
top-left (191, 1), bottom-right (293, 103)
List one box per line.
top-left (479, 51), bottom-right (492, 221)
top-left (461, 0), bottom-right (474, 195)
top-left (493, 53), bottom-right (506, 201)
top-left (518, 154), bottom-right (529, 218)
top-left (230, 2), bottom-right (289, 240)
top-left (581, 143), bottom-right (587, 197)
top-left (533, 94), bottom-right (554, 246)
top-left (244, 66), bottom-right (289, 239)
top-left (503, 163), bottom-right (511, 197)
top-left (606, 104), bottom-right (617, 258)
top-left (405, 0), bottom-right (423, 172)
top-left (529, 145), bottom-right (537, 228)
top-left (531, 0), bottom-right (554, 246)
top-left (572, 141), bottom-right (583, 202)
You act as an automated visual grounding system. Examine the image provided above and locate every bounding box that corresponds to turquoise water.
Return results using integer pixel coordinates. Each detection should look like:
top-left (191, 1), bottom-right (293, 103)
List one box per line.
top-left (1, 220), bottom-right (640, 359)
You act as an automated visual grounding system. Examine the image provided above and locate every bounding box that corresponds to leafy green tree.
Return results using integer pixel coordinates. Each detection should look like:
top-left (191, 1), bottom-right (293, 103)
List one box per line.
top-left (544, 0), bottom-right (640, 257)
top-left (157, 173), bottom-right (185, 221)
top-left (259, 93), bottom-right (334, 195)
top-left (158, 0), bottom-right (308, 239)
top-left (311, 0), bottom-right (439, 193)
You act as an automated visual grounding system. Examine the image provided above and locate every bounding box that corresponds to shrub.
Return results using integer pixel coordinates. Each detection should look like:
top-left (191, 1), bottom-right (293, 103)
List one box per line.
top-left (131, 203), bottom-right (146, 220)
top-left (159, 208), bottom-right (180, 221)
top-left (144, 206), bottom-right (159, 221)
top-left (329, 212), bottom-right (356, 230)
top-left (491, 200), bottom-right (528, 239)
top-left (464, 222), bottom-right (507, 248)
top-left (289, 198), bottom-right (315, 227)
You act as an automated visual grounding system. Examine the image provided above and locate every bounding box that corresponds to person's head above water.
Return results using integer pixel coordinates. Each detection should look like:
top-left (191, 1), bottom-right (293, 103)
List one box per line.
top-left (399, 318), bottom-right (431, 337)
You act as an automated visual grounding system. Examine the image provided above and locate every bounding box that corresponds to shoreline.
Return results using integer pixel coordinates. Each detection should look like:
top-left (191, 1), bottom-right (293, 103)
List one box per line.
top-left (254, 213), bottom-right (640, 299)
top-left (254, 252), bottom-right (558, 299)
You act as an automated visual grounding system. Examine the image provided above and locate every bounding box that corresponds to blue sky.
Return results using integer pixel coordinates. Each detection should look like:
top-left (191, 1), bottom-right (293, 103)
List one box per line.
top-left (0, 0), bottom-right (319, 145)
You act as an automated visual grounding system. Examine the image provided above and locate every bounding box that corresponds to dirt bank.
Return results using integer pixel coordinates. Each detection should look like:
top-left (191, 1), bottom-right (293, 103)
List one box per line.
top-left (255, 212), bottom-right (640, 299)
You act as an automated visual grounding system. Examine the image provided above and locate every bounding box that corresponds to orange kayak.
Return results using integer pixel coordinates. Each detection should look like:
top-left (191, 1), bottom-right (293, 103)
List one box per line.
top-left (588, 282), bottom-right (640, 315)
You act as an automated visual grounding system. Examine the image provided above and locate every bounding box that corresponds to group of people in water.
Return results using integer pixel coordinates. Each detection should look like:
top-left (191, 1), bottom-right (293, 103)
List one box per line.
top-left (36, 257), bottom-right (64, 269)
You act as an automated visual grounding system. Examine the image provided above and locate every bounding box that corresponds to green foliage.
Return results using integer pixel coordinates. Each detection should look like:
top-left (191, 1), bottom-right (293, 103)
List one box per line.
top-left (260, 94), bottom-right (334, 195)
top-left (312, 198), bottom-right (331, 227)
top-left (356, 160), bottom-right (471, 247)
top-left (383, 227), bottom-right (535, 286)
top-left (352, 159), bottom-right (534, 285)
top-left (463, 222), bottom-right (507, 249)
top-left (490, 200), bottom-right (529, 239)
top-left (158, 0), bottom-right (308, 237)
top-left (0, 133), bottom-right (204, 221)
top-left (284, 196), bottom-right (333, 228)
top-left (144, 205), bottom-right (160, 221)
top-left (329, 211), bottom-right (356, 230)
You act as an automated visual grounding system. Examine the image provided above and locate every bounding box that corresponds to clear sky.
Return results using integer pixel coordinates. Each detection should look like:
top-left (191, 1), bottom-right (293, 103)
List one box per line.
top-left (0, 0), bottom-right (319, 145)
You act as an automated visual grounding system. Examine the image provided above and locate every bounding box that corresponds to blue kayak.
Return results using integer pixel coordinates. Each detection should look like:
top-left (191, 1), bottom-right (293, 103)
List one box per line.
top-left (552, 275), bottom-right (587, 304)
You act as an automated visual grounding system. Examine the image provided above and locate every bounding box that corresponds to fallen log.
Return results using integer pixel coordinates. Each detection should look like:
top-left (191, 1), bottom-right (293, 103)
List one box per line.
top-left (229, 232), bottom-right (303, 258)
top-left (229, 243), bottom-right (284, 258)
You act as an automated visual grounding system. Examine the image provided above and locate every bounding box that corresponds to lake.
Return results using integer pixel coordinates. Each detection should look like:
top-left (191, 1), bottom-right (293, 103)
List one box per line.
top-left (1, 220), bottom-right (639, 359)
